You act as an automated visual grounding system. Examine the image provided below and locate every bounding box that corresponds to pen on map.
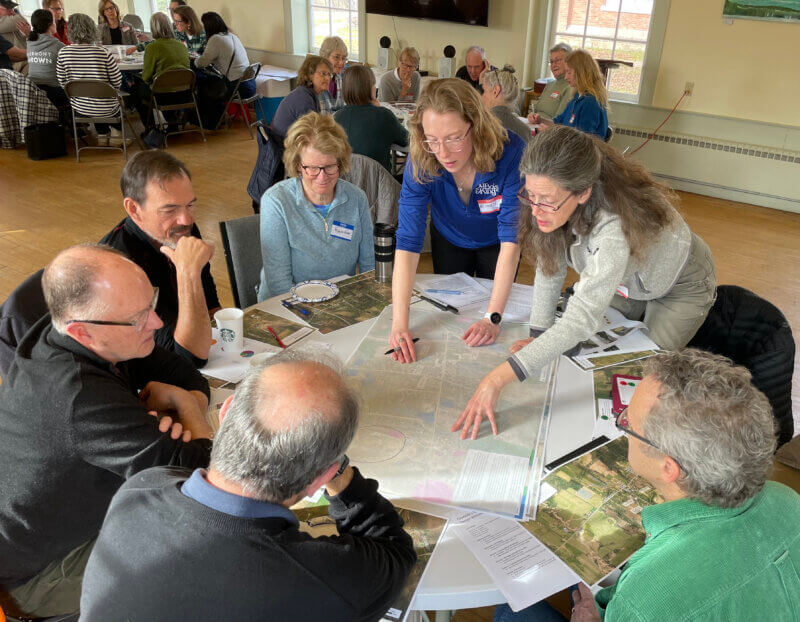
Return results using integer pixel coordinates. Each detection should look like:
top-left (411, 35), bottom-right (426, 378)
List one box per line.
top-left (425, 289), bottom-right (462, 295)
top-left (417, 293), bottom-right (459, 314)
top-left (384, 338), bottom-right (420, 355)
top-left (266, 326), bottom-right (287, 349)
top-left (281, 299), bottom-right (309, 316)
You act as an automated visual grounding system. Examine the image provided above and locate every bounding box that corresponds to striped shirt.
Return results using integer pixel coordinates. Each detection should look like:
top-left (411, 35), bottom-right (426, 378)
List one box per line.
top-left (56, 44), bottom-right (122, 118)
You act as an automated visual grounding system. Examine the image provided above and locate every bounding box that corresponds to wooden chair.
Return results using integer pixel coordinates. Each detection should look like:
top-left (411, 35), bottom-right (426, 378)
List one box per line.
top-left (146, 68), bottom-right (206, 147)
top-left (216, 63), bottom-right (263, 139)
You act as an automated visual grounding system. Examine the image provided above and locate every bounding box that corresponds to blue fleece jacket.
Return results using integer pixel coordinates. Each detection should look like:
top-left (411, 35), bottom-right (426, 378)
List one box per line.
top-left (396, 131), bottom-right (524, 253)
top-left (257, 177), bottom-right (375, 301)
top-left (554, 93), bottom-right (608, 139)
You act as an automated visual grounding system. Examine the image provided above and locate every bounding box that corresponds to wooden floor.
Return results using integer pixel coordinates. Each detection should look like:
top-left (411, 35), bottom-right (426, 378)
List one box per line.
top-left (1, 125), bottom-right (799, 621)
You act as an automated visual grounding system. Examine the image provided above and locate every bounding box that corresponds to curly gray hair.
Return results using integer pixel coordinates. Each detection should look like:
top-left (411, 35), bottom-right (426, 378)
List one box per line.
top-left (210, 350), bottom-right (359, 503)
top-left (643, 349), bottom-right (776, 508)
top-left (67, 13), bottom-right (98, 44)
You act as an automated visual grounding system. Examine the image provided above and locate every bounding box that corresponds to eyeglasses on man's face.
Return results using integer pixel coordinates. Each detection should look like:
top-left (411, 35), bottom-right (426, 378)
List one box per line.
top-left (67, 287), bottom-right (159, 333)
top-left (422, 126), bottom-right (472, 154)
top-left (517, 189), bottom-right (573, 213)
top-left (399, 61), bottom-right (418, 71)
top-left (300, 163), bottom-right (339, 177)
top-left (615, 407), bottom-right (687, 473)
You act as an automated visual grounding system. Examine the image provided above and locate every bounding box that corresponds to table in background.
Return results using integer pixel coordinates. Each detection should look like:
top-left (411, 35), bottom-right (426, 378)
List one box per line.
top-left (250, 273), bottom-right (596, 616)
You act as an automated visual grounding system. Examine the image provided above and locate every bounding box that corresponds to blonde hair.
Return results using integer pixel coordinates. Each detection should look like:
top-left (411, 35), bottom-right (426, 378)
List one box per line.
top-left (408, 78), bottom-right (508, 184)
top-left (283, 112), bottom-right (352, 177)
top-left (481, 64), bottom-right (520, 107)
top-left (399, 46), bottom-right (419, 67)
top-left (98, 0), bottom-right (119, 24)
top-left (296, 55), bottom-right (332, 88)
top-left (566, 49), bottom-right (608, 109)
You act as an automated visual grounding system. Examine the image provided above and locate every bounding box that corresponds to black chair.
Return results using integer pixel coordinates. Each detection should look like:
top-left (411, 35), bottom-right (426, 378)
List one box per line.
top-left (688, 285), bottom-right (796, 446)
top-left (219, 214), bottom-right (261, 309)
top-left (216, 62), bottom-right (262, 138)
top-left (146, 68), bottom-right (206, 147)
top-left (63, 80), bottom-right (141, 161)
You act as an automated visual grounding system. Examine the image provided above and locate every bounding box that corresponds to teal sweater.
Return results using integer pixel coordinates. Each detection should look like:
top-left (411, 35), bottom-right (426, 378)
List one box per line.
top-left (334, 104), bottom-right (408, 172)
top-left (142, 38), bottom-right (189, 84)
top-left (596, 481), bottom-right (800, 621)
top-left (257, 177), bottom-right (376, 300)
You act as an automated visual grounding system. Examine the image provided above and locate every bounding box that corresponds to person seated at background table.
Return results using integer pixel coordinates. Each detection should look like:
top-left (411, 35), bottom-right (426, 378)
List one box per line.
top-left (0, 244), bottom-right (213, 619)
top-left (0, 31), bottom-right (25, 69)
top-left (97, 0), bottom-right (136, 45)
top-left (43, 0), bottom-right (69, 44)
top-left (378, 45), bottom-right (421, 103)
top-left (171, 4), bottom-right (205, 54)
top-left (335, 64), bottom-right (408, 173)
top-left (79, 350), bottom-right (417, 622)
top-left (56, 13), bottom-right (126, 146)
top-left (454, 126), bottom-right (715, 439)
top-left (531, 42), bottom-right (572, 120)
top-left (194, 11), bottom-right (252, 128)
top-left (26, 9), bottom-right (67, 107)
top-left (456, 44), bottom-right (493, 94)
top-left (494, 349), bottom-right (800, 622)
top-left (529, 49), bottom-right (608, 140)
top-left (318, 34), bottom-right (347, 115)
top-left (0, 0), bottom-right (29, 72)
top-left (480, 64), bottom-right (530, 143)
top-left (257, 112), bottom-right (375, 301)
top-left (129, 12), bottom-right (189, 129)
top-left (388, 78), bottom-right (525, 364)
top-left (270, 54), bottom-right (330, 138)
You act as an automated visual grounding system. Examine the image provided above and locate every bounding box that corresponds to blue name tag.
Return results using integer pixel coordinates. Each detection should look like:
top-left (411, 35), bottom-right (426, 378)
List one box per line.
top-left (330, 220), bottom-right (354, 241)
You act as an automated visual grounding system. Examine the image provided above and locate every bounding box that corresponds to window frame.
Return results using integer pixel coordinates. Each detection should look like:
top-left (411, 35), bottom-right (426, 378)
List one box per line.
top-left (306, 0), bottom-right (363, 60)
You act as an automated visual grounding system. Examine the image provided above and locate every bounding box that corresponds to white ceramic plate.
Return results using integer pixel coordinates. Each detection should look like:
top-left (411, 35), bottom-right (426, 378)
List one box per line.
top-left (290, 280), bottom-right (339, 303)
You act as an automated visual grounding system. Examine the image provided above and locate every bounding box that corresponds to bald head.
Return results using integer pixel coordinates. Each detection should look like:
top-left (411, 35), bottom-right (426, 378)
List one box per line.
top-left (210, 351), bottom-right (359, 503)
top-left (43, 244), bottom-right (143, 333)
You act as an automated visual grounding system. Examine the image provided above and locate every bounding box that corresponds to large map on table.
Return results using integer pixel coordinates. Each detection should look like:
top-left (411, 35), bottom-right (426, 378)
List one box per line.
top-left (284, 271), bottom-right (394, 334)
top-left (345, 307), bottom-right (552, 518)
top-left (522, 437), bottom-right (662, 585)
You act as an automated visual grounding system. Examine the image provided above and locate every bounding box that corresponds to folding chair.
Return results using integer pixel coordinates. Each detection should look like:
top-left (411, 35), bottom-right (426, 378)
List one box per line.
top-left (219, 214), bottom-right (261, 309)
top-left (146, 68), bottom-right (206, 147)
top-left (216, 62), bottom-right (263, 139)
top-left (63, 80), bottom-right (141, 162)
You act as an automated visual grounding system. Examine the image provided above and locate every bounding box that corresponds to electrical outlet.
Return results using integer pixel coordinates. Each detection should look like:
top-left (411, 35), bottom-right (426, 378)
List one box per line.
top-left (684, 81), bottom-right (694, 96)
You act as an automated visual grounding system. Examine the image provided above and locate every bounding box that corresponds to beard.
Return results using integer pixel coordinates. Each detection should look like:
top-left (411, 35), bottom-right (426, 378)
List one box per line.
top-left (157, 225), bottom-right (193, 249)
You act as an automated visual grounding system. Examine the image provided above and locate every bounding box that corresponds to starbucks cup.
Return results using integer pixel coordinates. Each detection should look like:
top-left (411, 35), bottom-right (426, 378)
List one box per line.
top-left (214, 308), bottom-right (244, 353)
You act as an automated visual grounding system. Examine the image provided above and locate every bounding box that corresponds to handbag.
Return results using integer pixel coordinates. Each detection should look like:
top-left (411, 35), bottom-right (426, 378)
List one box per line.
top-left (196, 50), bottom-right (236, 101)
top-left (24, 123), bottom-right (66, 160)
top-left (141, 126), bottom-right (166, 149)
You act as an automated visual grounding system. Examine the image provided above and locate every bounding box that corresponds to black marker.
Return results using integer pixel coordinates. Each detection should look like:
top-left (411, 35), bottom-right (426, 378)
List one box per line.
top-left (384, 337), bottom-right (420, 355)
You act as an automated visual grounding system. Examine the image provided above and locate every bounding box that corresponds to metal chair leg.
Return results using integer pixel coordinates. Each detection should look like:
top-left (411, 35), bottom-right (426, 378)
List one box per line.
top-left (193, 93), bottom-right (206, 142)
top-left (71, 110), bottom-right (80, 162)
top-left (238, 96), bottom-right (253, 139)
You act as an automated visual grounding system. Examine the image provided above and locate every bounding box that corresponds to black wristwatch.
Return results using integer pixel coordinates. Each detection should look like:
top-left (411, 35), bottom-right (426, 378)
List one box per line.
top-left (484, 312), bottom-right (502, 325)
top-left (336, 454), bottom-right (350, 476)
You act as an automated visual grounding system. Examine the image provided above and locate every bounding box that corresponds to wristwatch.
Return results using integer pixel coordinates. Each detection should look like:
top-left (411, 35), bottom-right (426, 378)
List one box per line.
top-left (335, 454), bottom-right (350, 477)
top-left (484, 312), bottom-right (502, 326)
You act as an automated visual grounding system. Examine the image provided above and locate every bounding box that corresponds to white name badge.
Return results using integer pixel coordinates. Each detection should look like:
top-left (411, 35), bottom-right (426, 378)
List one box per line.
top-left (616, 284), bottom-right (629, 299)
top-left (550, 91), bottom-right (561, 99)
top-left (477, 195), bottom-right (502, 214)
top-left (330, 220), bottom-right (354, 241)
top-left (122, 25), bottom-right (131, 32)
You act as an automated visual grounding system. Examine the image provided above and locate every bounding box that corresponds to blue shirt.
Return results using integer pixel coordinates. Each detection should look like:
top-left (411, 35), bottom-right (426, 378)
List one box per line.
top-left (396, 131), bottom-right (525, 253)
top-left (257, 176), bottom-right (376, 301)
top-left (554, 93), bottom-right (608, 139)
top-left (182, 468), bottom-right (299, 523)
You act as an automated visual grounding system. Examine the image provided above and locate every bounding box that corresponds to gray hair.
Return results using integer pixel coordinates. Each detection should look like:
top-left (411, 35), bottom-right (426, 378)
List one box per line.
top-left (319, 35), bottom-right (347, 61)
top-left (150, 11), bottom-right (173, 40)
top-left (42, 243), bottom-right (124, 333)
top-left (481, 64), bottom-right (520, 106)
top-left (465, 45), bottom-right (485, 60)
top-left (643, 349), bottom-right (777, 508)
top-left (67, 12), bottom-right (98, 44)
top-left (120, 151), bottom-right (191, 205)
top-left (549, 42), bottom-right (572, 55)
top-left (399, 46), bottom-right (420, 67)
top-left (210, 350), bottom-right (359, 503)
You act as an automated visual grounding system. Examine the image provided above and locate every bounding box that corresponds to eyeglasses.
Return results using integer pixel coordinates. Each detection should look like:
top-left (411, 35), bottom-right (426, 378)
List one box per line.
top-left (517, 189), bottom-right (573, 213)
top-left (548, 57), bottom-right (565, 65)
top-left (67, 287), bottom-right (159, 333)
top-left (300, 163), bottom-right (339, 177)
top-left (316, 70), bottom-right (332, 80)
top-left (399, 61), bottom-right (418, 70)
top-left (615, 407), bottom-right (687, 473)
top-left (422, 126), bottom-right (471, 153)
top-left (173, 18), bottom-right (184, 23)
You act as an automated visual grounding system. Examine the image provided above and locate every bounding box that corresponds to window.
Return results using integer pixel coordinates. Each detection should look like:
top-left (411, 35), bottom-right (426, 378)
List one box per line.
top-left (130, 0), bottom-right (171, 29)
top-left (551, 0), bottom-right (655, 102)
top-left (308, 0), bottom-right (359, 58)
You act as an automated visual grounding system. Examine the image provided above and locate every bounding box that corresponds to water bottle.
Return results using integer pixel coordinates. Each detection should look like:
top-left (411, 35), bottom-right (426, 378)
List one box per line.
top-left (374, 223), bottom-right (396, 283)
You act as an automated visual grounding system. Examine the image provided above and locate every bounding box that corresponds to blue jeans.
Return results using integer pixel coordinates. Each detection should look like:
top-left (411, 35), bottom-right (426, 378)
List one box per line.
top-left (493, 601), bottom-right (568, 622)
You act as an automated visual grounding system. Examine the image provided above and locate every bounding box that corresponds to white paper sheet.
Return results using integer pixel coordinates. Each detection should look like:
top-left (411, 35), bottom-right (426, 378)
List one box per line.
top-left (416, 272), bottom-right (491, 308)
top-left (460, 282), bottom-right (534, 323)
top-left (593, 399), bottom-right (623, 440)
top-left (452, 450), bottom-right (531, 517)
top-left (203, 328), bottom-right (282, 383)
top-left (452, 512), bottom-right (578, 611)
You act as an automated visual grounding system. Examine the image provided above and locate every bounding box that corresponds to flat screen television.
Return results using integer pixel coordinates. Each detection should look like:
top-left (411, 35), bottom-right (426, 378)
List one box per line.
top-left (366, 0), bottom-right (489, 27)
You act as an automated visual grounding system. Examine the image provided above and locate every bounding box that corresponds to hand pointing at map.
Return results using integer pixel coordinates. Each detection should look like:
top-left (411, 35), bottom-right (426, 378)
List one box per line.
top-left (452, 362), bottom-right (517, 439)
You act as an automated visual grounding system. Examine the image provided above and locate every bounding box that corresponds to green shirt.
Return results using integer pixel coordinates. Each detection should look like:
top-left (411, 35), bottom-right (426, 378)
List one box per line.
top-left (596, 481), bottom-right (800, 622)
top-left (533, 77), bottom-right (571, 120)
top-left (334, 104), bottom-right (408, 173)
top-left (141, 38), bottom-right (190, 84)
